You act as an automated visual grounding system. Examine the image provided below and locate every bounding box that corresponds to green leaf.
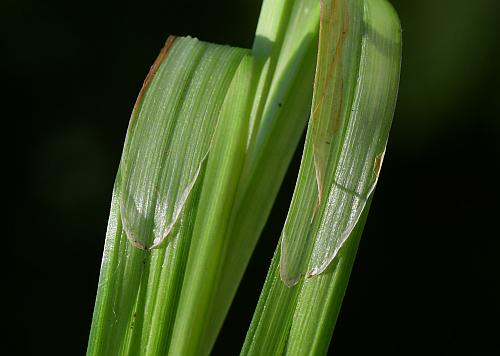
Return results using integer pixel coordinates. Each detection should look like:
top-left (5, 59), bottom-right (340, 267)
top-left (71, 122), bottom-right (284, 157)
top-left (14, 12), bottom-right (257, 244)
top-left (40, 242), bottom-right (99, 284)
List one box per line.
top-left (280, 0), bottom-right (402, 286)
top-left (120, 37), bottom-right (247, 250)
top-left (87, 36), bottom-right (249, 355)
top-left (167, 55), bottom-right (255, 355)
top-left (200, 0), bottom-right (320, 350)
top-left (88, 5), bottom-right (321, 350)
top-left (242, 0), bottom-right (401, 354)
top-left (89, 0), bottom-right (401, 354)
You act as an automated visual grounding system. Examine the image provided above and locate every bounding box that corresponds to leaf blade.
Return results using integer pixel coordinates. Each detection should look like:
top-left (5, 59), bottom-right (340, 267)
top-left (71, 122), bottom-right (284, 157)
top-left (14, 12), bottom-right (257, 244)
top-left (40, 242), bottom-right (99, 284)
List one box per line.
top-left (120, 38), bottom-right (247, 250)
top-left (308, 0), bottom-right (402, 277)
top-left (87, 36), bottom-right (249, 355)
top-left (280, 0), bottom-right (401, 284)
top-left (168, 55), bottom-right (255, 356)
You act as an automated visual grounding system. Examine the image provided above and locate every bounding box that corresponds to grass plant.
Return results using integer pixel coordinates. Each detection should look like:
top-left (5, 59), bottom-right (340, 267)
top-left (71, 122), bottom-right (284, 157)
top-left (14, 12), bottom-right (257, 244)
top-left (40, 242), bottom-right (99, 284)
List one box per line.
top-left (87, 0), bottom-right (401, 355)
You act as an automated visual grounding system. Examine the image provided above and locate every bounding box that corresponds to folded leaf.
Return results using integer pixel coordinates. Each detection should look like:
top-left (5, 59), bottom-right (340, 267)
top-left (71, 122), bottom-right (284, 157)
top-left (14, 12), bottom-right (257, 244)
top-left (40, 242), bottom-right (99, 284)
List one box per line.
top-left (280, 0), bottom-right (401, 285)
top-left (119, 36), bottom-right (247, 250)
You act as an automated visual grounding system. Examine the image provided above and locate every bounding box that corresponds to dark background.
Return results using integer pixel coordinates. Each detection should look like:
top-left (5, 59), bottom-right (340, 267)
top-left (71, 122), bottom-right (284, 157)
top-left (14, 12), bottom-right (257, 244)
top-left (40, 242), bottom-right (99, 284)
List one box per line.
top-left (5, 0), bottom-right (499, 354)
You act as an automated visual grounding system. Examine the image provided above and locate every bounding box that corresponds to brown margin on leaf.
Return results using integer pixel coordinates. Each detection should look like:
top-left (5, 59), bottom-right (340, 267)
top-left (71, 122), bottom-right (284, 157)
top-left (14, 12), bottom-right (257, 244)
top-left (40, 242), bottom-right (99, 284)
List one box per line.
top-left (131, 36), bottom-right (177, 115)
top-left (373, 150), bottom-right (386, 178)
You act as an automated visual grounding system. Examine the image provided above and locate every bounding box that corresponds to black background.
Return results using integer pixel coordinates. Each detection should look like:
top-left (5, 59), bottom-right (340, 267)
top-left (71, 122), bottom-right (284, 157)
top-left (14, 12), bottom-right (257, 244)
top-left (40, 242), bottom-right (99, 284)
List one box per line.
top-left (5, 0), bottom-right (499, 354)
